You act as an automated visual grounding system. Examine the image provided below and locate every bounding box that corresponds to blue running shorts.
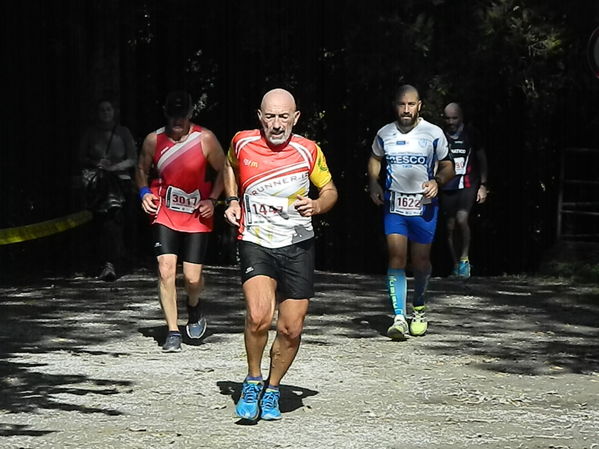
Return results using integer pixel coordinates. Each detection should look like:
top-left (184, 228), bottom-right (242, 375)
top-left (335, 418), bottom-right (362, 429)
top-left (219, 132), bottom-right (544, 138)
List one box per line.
top-left (384, 201), bottom-right (439, 244)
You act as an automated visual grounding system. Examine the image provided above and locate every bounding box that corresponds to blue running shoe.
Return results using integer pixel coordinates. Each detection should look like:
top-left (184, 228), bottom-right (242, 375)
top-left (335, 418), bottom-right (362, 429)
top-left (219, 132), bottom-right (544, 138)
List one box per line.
top-left (235, 379), bottom-right (263, 420)
top-left (260, 388), bottom-right (282, 420)
top-left (449, 264), bottom-right (459, 278)
top-left (457, 260), bottom-right (471, 279)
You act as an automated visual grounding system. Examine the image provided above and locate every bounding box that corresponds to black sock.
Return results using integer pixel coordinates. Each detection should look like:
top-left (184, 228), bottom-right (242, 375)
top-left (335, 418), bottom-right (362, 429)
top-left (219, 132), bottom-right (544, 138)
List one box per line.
top-left (187, 301), bottom-right (202, 323)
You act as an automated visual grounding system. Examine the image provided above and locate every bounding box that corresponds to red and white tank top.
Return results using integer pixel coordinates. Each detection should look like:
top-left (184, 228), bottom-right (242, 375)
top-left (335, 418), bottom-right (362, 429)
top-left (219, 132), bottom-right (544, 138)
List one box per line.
top-left (150, 123), bottom-right (213, 232)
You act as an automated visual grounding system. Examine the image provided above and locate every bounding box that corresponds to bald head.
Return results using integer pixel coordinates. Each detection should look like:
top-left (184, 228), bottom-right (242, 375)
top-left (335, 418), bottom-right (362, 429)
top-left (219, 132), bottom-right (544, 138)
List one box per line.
top-left (260, 88), bottom-right (297, 112)
top-left (258, 88), bottom-right (300, 146)
top-left (444, 102), bottom-right (463, 118)
top-left (394, 84), bottom-right (420, 103)
top-left (444, 102), bottom-right (463, 134)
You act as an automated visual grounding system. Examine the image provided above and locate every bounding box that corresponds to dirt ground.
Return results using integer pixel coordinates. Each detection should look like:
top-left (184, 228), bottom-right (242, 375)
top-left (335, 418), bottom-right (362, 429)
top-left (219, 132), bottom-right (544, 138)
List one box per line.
top-left (1, 266), bottom-right (598, 449)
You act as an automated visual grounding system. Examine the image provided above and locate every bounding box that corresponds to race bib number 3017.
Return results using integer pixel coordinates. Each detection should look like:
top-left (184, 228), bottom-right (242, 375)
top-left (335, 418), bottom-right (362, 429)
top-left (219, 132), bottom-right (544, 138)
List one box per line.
top-left (166, 186), bottom-right (200, 213)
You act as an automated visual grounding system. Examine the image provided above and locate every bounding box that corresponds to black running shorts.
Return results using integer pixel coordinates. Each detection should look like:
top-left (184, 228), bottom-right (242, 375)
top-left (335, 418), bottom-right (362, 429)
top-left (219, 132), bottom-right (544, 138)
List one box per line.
top-left (238, 239), bottom-right (315, 300)
top-left (439, 186), bottom-right (477, 216)
top-left (152, 224), bottom-right (209, 264)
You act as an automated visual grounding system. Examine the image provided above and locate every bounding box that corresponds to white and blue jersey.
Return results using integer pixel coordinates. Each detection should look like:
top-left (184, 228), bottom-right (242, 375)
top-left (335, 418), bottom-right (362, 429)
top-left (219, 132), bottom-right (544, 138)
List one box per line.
top-left (372, 118), bottom-right (449, 194)
top-left (372, 118), bottom-right (450, 243)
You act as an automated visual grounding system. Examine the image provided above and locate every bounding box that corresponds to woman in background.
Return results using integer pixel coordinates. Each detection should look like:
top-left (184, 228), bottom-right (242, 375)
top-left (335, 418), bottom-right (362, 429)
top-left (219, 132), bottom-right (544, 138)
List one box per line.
top-left (79, 99), bottom-right (136, 280)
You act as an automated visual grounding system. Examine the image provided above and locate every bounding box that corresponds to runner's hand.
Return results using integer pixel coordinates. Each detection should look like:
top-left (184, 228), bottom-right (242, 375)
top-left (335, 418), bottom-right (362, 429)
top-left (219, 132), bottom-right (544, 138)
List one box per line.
top-left (294, 194), bottom-right (319, 217)
top-left (197, 199), bottom-right (215, 219)
top-left (141, 192), bottom-right (159, 215)
top-left (422, 180), bottom-right (439, 199)
top-left (97, 158), bottom-right (111, 170)
top-left (224, 202), bottom-right (241, 227)
top-left (369, 182), bottom-right (384, 206)
top-left (477, 185), bottom-right (488, 203)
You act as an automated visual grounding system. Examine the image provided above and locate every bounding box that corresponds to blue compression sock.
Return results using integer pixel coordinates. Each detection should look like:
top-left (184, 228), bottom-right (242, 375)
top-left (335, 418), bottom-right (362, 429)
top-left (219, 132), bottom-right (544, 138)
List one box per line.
top-left (413, 268), bottom-right (431, 308)
top-left (387, 268), bottom-right (406, 316)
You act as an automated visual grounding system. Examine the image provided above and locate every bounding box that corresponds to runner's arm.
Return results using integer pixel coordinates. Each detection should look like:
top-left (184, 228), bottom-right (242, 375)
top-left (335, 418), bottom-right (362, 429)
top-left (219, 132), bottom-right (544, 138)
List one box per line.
top-left (223, 152), bottom-right (241, 227)
top-left (423, 160), bottom-right (455, 198)
top-left (295, 180), bottom-right (338, 217)
top-left (135, 133), bottom-right (158, 214)
top-left (367, 154), bottom-right (384, 205)
top-left (476, 147), bottom-right (489, 203)
top-left (197, 130), bottom-right (226, 218)
top-left (202, 130), bottom-right (226, 199)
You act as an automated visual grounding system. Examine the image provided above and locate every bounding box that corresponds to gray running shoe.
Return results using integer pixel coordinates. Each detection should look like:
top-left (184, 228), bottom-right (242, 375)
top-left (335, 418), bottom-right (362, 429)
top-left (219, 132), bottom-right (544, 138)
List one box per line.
top-left (387, 314), bottom-right (409, 341)
top-left (186, 316), bottom-right (207, 339)
top-left (162, 332), bottom-right (182, 352)
top-left (98, 262), bottom-right (116, 282)
top-left (186, 302), bottom-right (207, 339)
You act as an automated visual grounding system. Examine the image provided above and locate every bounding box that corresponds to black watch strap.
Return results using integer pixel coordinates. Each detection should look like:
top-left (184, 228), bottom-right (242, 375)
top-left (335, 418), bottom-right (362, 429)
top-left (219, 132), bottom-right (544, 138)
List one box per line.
top-left (225, 196), bottom-right (240, 205)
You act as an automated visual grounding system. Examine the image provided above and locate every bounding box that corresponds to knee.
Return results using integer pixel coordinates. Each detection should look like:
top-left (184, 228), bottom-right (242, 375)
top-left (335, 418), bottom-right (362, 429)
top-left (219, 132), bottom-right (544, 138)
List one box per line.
top-left (277, 320), bottom-right (304, 341)
top-left (388, 254), bottom-right (407, 269)
top-left (411, 256), bottom-right (431, 272)
top-left (184, 275), bottom-right (203, 291)
top-left (456, 212), bottom-right (469, 227)
top-left (157, 260), bottom-right (177, 284)
top-left (246, 310), bottom-right (272, 334)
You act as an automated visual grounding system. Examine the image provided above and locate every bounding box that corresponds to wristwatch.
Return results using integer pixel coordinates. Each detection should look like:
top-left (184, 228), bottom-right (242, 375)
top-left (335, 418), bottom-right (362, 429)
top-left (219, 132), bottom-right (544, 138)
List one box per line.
top-left (225, 196), bottom-right (240, 205)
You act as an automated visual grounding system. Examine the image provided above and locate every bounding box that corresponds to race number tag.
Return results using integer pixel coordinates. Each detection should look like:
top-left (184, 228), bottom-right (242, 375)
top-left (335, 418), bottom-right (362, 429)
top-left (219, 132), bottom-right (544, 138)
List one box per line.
top-left (165, 186), bottom-right (200, 213)
top-left (244, 195), bottom-right (289, 225)
top-left (454, 156), bottom-right (466, 175)
top-left (390, 192), bottom-right (426, 216)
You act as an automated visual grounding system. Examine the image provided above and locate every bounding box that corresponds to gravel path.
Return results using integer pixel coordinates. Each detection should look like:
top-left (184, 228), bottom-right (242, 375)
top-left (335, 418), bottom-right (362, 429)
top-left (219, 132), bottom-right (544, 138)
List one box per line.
top-left (1, 267), bottom-right (598, 448)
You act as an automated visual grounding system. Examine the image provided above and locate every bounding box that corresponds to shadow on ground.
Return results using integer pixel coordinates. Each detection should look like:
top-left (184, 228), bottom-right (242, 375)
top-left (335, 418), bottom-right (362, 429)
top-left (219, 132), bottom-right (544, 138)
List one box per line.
top-left (217, 379), bottom-right (318, 424)
top-left (0, 267), bottom-right (597, 437)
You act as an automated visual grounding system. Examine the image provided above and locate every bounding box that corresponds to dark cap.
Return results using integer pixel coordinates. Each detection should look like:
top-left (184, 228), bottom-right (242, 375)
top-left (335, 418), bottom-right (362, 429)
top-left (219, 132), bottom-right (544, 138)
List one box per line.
top-left (164, 91), bottom-right (193, 118)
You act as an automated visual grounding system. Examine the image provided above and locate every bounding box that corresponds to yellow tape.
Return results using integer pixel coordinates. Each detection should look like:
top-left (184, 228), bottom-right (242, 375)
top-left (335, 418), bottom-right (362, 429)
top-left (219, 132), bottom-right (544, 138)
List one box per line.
top-left (0, 210), bottom-right (93, 246)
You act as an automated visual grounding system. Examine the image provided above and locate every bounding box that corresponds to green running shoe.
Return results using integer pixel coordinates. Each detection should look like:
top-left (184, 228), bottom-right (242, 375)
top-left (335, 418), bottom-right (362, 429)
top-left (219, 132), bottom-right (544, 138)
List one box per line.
top-left (387, 315), bottom-right (409, 340)
top-left (410, 307), bottom-right (428, 336)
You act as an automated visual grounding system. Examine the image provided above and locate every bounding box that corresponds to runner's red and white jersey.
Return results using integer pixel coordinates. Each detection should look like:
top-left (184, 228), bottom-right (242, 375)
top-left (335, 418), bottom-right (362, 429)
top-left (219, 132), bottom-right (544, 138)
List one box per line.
top-left (150, 123), bottom-right (213, 232)
top-left (228, 130), bottom-right (332, 249)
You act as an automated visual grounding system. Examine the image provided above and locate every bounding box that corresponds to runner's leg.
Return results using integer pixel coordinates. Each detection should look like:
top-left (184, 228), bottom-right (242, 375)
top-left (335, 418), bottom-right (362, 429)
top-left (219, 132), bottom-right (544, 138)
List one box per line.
top-left (267, 298), bottom-right (309, 386)
top-left (243, 275), bottom-right (277, 379)
top-left (387, 233), bottom-right (409, 316)
top-left (157, 253), bottom-right (179, 331)
top-left (456, 210), bottom-right (471, 260)
top-left (411, 242), bottom-right (432, 307)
